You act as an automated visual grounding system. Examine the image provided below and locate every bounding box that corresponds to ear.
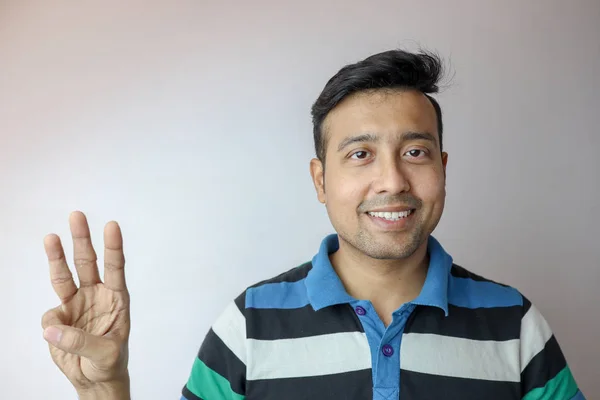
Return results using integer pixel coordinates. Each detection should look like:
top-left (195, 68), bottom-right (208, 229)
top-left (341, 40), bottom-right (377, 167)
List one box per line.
top-left (309, 158), bottom-right (326, 204)
top-left (441, 152), bottom-right (448, 180)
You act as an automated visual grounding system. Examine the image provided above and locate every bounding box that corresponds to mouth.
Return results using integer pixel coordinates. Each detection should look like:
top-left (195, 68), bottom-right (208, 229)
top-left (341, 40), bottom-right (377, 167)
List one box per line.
top-left (364, 208), bottom-right (416, 231)
top-left (367, 209), bottom-right (415, 221)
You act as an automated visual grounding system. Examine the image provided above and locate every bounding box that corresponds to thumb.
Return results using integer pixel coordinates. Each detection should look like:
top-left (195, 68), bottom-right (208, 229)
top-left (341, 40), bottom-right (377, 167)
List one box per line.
top-left (44, 325), bottom-right (120, 367)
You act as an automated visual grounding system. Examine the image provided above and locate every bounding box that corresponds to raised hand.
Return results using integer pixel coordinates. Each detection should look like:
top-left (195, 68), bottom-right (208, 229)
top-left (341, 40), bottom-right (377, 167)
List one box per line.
top-left (41, 211), bottom-right (131, 399)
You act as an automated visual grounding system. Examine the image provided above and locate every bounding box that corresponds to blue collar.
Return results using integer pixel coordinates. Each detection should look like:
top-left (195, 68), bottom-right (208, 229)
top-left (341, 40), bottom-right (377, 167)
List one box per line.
top-left (305, 234), bottom-right (452, 316)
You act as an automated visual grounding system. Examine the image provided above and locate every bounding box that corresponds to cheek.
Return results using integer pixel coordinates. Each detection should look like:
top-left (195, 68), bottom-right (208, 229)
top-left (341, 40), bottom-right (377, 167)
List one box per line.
top-left (333, 181), bottom-right (360, 203)
top-left (326, 174), bottom-right (367, 209)
top-left (411, 171), bottom-right (446, 203)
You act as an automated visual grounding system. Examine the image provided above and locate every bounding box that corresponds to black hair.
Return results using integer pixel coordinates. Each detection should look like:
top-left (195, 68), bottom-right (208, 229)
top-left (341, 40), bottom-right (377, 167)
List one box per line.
top-left (311, 49), bottom-right (445, 164)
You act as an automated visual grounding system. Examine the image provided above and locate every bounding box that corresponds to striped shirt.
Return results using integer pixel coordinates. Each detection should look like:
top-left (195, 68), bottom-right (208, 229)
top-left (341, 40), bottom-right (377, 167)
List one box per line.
top-left (181, 234), bottom-right (585, 400)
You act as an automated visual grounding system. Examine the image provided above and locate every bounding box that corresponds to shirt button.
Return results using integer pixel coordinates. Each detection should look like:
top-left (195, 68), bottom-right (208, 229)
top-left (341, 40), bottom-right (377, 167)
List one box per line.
top-left (382, 344), bottom-right (394, 357)
top-left (355, 306), bottom-right (366, 316)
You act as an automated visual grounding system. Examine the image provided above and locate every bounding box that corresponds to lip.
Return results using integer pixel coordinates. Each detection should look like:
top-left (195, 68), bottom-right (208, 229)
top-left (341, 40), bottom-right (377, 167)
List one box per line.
top-left (367, 206), bottom-right (416, 213)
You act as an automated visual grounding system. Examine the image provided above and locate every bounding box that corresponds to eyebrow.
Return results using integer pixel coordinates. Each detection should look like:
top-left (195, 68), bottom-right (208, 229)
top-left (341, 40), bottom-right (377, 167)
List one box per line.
top-left (337, 131), bottom-right (437, 152)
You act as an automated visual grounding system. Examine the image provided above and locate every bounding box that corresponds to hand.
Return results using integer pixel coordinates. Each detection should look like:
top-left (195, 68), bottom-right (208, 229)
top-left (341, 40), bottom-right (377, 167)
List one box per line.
top-left (41, 211), bottom-right (131, 398)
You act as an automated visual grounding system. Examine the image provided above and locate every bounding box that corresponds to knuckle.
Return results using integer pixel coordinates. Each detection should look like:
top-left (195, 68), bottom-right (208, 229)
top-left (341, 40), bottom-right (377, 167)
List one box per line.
top-left (64, 330), bottom-right (86, 351)
top-left (50, 273), bottom-right (73, 286)
top-left (41, 310), bottom-right (53, 328)
top-left (41, 308), bottom-right (62, 329)
top-left (73, 258), bottom-right (97, 268)
top-left (104, 261), bottom-right (124, 271)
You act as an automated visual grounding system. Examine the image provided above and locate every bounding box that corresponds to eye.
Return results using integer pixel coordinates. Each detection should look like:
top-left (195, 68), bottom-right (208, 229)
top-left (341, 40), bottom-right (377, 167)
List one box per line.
top-left (404, 149), bottom-right (427, 159)
top-left (350, 150), bottom-right (370, 160)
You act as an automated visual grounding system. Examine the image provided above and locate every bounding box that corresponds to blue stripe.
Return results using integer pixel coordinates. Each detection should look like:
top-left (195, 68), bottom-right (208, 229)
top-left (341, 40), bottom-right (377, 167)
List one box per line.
top-left (245, 280), bottom-right (310, 309)
top-left (448, 276), bottom-right (522, 308)
top-left (570, 390), bottom-right (586, 400)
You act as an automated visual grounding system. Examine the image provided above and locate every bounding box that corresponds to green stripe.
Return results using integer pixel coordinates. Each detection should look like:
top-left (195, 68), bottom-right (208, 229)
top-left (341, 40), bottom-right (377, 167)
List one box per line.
top-left (522, 366), bottom-right (578, 400)
top-left (186, 357), bottom-right (245, 400)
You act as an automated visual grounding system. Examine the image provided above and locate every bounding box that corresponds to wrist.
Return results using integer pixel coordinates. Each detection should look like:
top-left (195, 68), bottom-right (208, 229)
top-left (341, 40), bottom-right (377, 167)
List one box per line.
top-left (77, 377), bottom-right (130, 400)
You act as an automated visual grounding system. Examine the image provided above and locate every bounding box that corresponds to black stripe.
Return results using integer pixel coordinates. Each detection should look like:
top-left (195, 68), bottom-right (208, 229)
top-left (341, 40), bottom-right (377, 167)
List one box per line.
top-left (522, 295), bottom-right (533, 315)
top-left (248, 262), bottom-right (312, 288)
top-left (246, 303), bottom-right (363, 340)
top-left (404, 304), bottom-right (522, 341)
top-left (450, 264), bottom-right (512, 287)
top-left (198, 328), bottom-right (246, 396)
top-left (234, 290), bottom-right (246, 316)
top-left (521, 335), bottom-right (567, 394)
top-left (182, 386), bottom-right (203, 400)
top-left (401, 370), bottom-right (521, 400)
top-left (247, 369), bottom-right (373, 400)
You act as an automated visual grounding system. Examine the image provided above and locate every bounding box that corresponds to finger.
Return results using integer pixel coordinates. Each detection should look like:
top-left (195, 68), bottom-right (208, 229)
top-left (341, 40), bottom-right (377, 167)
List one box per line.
top-left (41, 306), bottom-right (68, 329)
top-left (69, 211), bottom-right (101, 287)
top-left (44, 234), bottom-right (78, 303)
top-left (103, 220), bottom-right (127, 292)
top-left (43, 324), bottom-right (121, 368)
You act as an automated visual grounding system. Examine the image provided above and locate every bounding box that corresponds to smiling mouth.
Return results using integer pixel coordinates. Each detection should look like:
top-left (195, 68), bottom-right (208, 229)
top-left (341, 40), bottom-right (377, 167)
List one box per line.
top-left (367, 209), bottom-right (414, 221)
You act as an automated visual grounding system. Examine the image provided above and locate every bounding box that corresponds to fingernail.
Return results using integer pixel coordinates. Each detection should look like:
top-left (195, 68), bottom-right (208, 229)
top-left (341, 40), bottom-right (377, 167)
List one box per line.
top-left (44, 326), bottom-right (62, 345)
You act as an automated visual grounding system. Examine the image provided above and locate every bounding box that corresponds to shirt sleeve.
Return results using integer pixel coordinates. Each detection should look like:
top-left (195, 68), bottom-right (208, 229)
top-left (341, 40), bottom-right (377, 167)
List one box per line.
top-left (520, 296), bottom-right (585, 400)
top-left (181, 292), bottom-right (247, 400)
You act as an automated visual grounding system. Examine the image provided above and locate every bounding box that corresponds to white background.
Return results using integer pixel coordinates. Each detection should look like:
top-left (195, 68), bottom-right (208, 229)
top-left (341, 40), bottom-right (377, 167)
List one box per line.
top-left (1, 0), bottom-right (598, 398)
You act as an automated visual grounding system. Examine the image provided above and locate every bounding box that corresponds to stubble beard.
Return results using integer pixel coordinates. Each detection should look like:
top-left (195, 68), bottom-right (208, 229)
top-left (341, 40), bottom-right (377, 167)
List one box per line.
top-left (341, 216), bottom-right (426, 260)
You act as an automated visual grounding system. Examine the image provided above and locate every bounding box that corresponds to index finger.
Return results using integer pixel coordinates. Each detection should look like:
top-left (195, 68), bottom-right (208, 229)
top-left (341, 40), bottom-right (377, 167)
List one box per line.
top-left (44, 234), bottom-right (78, 303)
top-left (103, 220), bottom-right (127, 292)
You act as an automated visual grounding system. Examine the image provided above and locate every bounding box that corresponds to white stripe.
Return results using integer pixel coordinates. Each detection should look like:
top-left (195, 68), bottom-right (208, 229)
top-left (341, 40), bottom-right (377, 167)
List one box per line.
top-left (520, 303), bottom-right (553, 371)
top-left (212, 301), bottom-right (247, 365)
top-left (247, 332), bottom-right (371, 380)
top-left (401, 333), bottom-right (521, 382)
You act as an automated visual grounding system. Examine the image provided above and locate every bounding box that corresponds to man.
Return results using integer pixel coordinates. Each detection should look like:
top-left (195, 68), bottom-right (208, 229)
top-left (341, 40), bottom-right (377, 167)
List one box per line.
top-left (41, 49), bottom-right (586, 399)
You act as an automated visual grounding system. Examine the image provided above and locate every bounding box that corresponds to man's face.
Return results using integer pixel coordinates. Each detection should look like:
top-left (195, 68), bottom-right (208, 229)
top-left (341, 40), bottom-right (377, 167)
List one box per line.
top-left (310, 89), bottom-right (448, 259)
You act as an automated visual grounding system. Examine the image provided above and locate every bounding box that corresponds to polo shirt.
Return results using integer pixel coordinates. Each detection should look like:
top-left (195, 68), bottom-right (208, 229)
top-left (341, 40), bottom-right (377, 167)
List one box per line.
top-left (181, 234), bottom-right (585, 400)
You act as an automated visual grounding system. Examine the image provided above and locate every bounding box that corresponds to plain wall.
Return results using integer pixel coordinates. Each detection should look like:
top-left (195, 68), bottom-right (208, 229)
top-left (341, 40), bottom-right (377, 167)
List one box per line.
top-left (1, 0), bottom-right (598, 398)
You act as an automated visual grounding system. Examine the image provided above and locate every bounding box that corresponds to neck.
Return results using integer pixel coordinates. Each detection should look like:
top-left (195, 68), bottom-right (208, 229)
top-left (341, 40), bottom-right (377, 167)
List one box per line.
top-left (330, 237), bottom-right (429, 316)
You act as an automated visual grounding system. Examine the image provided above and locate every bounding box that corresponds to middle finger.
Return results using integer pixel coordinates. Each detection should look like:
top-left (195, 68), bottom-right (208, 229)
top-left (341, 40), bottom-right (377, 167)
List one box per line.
top-left (69, 211), bottom-right (101, 287)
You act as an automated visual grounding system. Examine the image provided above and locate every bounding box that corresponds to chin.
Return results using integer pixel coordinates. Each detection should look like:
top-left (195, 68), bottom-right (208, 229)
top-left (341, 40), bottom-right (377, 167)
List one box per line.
top-left (366, 245), bottom-right (420, 260)
top-left (353, 229), bottom-right (425, 260)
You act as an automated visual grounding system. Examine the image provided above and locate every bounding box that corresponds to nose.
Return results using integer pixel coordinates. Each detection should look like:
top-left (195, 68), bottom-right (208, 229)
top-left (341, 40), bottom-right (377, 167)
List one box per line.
top-left (372, 155), bottom-right (410, 195)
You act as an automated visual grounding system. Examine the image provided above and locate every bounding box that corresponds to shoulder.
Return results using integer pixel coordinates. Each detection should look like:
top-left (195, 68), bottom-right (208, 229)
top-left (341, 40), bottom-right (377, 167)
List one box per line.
top-left (446, 263), bottom-right (559, 351)
top-left (448, 263), bottom-right (554, 337)
top-left (229, 261), bottom-right (313, 311)
top-left (247, 261), bottom-right (313, 288)
top-left (448, 263), bottom-right (527, 310)
top-left (449, 263), bottom-right (515, 288)
top-left (206, 263), bottom-right (314, 350)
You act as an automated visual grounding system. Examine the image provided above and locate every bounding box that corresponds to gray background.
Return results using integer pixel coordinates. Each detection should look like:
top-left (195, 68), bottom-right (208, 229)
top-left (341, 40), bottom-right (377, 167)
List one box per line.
top-left (1, 0), bottom-right (598, 398)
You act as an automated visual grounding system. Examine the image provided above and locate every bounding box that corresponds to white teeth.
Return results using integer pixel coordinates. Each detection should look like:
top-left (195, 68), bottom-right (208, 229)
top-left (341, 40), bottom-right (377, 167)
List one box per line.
top-left (368, 210), bottom-right (413, 220)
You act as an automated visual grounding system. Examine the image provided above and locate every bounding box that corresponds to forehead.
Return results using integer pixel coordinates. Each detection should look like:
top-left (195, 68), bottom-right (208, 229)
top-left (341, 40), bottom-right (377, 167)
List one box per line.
top-left (324, 89), bottom-right (438, 145)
